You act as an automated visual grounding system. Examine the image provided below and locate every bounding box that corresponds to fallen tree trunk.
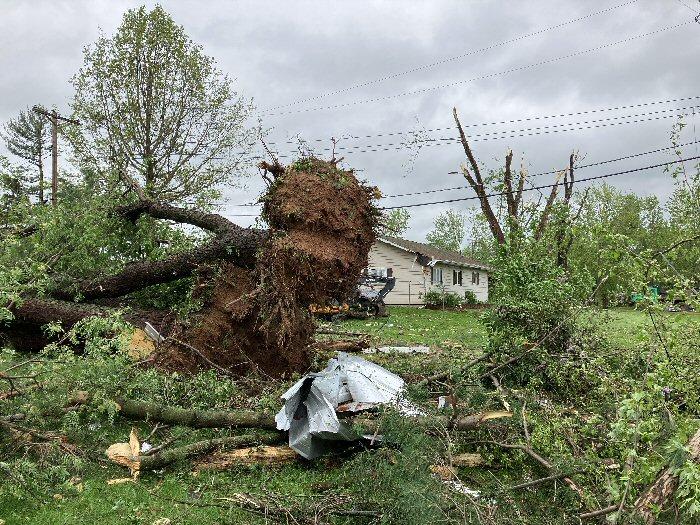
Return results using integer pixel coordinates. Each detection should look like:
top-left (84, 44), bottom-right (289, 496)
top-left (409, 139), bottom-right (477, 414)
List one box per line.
top-left (3, 158), bottom-right (380, 377)
top-left (114, 398), bottom-right (279, 430)
top-left (632, 427), bottom-right (700, 524)
top-left (137, 433), bottom-right (284, 471)
top-left (111, 397), bottom-right (510, 435)
top-left (195, 445), bottom-right (298, 470)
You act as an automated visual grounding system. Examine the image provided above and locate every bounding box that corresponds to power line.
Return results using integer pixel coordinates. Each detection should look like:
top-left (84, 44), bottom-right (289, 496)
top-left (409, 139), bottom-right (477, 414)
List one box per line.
top-left (222, 141), bottom-right (700, 208)
top-left (278, 104), bottom-right (700, 155)
top-left (278, 107), bottom-right (696, 157)
top-left (379, 155), bottom-right (700, 210)
top-left (265, 0), bottom-right (639, 111)
top-left (266, 95), bottom-right (700, 146)
top-left (382, 139), bottom-right (700, 198)
top-left (261, 21), bottom-right (692, 117)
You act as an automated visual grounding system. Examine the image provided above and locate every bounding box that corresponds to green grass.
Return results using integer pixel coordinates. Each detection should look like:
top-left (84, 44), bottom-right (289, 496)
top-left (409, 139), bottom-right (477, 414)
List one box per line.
top-left (2, 306), bottom-right (698, 524)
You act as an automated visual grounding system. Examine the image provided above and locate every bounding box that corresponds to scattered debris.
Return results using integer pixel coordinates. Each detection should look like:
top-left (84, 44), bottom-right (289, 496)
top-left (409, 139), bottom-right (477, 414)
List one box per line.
top-left (363, 345), bottom-right (430, 354)
top-left (275, 352), bottom-right (406, 459)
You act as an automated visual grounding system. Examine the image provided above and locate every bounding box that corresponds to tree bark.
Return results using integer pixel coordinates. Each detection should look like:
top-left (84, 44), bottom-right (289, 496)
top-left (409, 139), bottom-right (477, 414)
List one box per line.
top-left (137, 433), bottom-right (283, 471)
top-left (114, 398), bottom-right (280, 431)
top-left (633, 427), bottom-right (700, 524)
top-left (47, 201), bottom-right (266, 301)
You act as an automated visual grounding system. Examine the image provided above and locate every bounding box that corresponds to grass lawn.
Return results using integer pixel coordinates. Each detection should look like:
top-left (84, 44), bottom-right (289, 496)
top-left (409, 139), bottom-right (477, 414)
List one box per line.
top-left (1, 305), bottom-right (697, 524)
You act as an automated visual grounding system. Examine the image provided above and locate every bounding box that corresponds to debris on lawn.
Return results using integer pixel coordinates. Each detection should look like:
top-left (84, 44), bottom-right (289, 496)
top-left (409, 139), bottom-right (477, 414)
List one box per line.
top-left (362, 345), bottom-right (431, 354)
top-left (275, 352), bottom-right (408, 459)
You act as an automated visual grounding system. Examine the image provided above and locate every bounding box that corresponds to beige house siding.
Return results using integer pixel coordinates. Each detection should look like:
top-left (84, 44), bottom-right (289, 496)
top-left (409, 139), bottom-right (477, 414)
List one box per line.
top-left (368, 240), bottom-right (489, 305)
top-left (428, 262), bottom-right (489, 303)
top-left (367, 242), bottom-right (427, 305)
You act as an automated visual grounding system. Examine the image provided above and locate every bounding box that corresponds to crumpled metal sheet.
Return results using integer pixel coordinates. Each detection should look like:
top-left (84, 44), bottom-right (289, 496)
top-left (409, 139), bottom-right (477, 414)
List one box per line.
top-left (275, 352), bottom-right (405, 459)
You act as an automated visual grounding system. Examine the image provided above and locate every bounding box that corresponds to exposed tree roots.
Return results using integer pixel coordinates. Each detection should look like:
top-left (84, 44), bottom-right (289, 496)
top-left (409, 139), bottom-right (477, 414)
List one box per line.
top-left (3, 157), bottom-right (380, 377)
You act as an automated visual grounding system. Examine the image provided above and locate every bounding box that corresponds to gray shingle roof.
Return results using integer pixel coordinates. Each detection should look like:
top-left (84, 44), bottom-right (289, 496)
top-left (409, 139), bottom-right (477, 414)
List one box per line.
top-left (378, 235), bottom-right (491, 271)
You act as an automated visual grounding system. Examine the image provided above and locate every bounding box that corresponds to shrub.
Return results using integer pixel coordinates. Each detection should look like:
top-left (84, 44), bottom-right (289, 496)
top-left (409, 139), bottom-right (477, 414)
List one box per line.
top-left (424, 289), bottom-right (462, 308)
top-left (463, 290), bottom-right (478, 305)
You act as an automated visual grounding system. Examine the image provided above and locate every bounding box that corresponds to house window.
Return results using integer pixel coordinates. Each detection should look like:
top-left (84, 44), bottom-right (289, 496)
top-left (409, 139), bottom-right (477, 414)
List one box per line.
top-left (471, 271), bottom-right (480, 285)
top-left (368, 267), bottom-right (390, 278)
top-left (431, 267), bottom-right (443, 285)
top-left (453, 270), bottom-right (463, 286)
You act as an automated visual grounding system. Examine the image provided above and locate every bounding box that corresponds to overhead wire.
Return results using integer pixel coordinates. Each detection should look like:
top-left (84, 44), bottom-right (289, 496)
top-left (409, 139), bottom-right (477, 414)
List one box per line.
top-left (379, 155), bottom-right (700, 210)
top-left (260, 20), bottom-right (693, 117)
top-left (265, 0), bottom-right (639, 111)
top-left (274, 104), bottom-right (700, 156)
top-left (221, 142), bottom-right (700, 210)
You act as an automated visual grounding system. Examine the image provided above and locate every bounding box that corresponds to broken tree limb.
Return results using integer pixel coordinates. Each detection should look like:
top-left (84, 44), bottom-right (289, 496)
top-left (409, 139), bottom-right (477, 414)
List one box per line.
top-left (48, 229), bottom-right (265, 301)
top-left (495, 441), bottom-right (584, 498)
top-left (114, 398), bottom-right (279, 431)
top-left (356, 410), bottom-right (512, 434)
top-left (506, 471), bottom-right (576, 491)
top-left (632, 427), bottom-right (700, 524)
top-left (107, 432), bottom-right (283, 473)
top-left (195, 445), bottom-right (298, 471)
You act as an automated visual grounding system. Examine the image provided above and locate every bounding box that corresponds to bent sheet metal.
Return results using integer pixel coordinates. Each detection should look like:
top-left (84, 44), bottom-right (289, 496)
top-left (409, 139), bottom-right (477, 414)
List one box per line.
top-left (275, 352), bottom-right (405, 459)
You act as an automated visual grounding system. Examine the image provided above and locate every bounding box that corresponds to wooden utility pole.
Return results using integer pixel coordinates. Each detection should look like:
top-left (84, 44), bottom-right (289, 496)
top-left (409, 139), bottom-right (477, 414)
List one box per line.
top-left (32, 106), bottom-right (80, 206)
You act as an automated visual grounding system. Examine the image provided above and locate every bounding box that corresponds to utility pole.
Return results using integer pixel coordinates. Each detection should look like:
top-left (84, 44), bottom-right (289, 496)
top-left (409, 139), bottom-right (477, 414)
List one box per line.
top-left (32, 106), bottom-right (80, 206)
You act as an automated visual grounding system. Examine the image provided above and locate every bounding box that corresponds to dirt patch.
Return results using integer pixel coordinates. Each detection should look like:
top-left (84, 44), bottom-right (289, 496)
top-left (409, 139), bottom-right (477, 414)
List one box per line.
top-left (154, 158), bottom-right (379, 377)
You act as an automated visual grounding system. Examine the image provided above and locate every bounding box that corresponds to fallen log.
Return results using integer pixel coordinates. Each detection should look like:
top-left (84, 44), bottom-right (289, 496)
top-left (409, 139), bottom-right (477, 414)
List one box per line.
top-left (355, 410), bottom-right (512, 433)
top-left (114, 398), bottom-right (279, 431)
top-left (195, 445), bottom-right (298, 470)
top-left (107, 431), bottom-right (283, 473)
top-left (109, 397), bottom-right (511, 442)
top-left (632, 427), bottom-right (700, 524)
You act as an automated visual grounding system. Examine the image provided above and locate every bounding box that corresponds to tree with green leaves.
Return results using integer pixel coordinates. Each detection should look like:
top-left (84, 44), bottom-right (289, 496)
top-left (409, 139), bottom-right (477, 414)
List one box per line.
top-left (381, 208), bottom-right (410, 237)
top-left (69, 5), bottom-right (257, 204)
top-left (426, 209), bottom-right (466, 253)
top-left (1, 107), bottom-right (50, 204)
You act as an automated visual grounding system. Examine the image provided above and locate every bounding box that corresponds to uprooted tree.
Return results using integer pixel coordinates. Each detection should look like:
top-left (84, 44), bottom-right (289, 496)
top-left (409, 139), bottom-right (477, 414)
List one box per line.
top-left (2, 157), bottom-right (380, 377)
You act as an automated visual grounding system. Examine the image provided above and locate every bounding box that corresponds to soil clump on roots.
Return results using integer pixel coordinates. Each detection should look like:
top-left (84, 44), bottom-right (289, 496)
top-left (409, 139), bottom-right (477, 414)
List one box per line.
top-left (154, 158), bottom-right (379, 377)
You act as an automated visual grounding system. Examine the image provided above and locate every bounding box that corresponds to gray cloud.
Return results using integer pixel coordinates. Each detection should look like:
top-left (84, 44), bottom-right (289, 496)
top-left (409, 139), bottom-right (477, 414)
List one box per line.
top-left (1, 0), bottom-right (698, 241)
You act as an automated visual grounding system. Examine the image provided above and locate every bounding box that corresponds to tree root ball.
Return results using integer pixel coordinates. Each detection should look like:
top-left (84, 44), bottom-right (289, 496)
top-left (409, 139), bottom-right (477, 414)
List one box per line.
top-left (155, 158), bottom-right (380, 377)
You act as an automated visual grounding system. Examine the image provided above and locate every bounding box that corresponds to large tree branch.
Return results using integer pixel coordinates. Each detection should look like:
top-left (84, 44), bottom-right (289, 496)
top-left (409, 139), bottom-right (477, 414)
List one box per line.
top-left (534, 178), bottom-right (560, 241)
top-left (453, 107), bottom-right (506, 245)
top-left (47, 201), bottom-right (266, 301)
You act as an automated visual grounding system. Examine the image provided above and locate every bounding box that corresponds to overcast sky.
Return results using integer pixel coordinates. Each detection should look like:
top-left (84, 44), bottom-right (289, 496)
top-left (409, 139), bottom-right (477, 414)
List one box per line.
top-left (1, 0), bottom-right (699, 241)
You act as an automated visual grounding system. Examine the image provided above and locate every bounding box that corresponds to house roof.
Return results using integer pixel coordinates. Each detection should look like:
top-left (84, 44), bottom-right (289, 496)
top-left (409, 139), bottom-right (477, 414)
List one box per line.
top-left (378, 235), bottom-right (491, 271)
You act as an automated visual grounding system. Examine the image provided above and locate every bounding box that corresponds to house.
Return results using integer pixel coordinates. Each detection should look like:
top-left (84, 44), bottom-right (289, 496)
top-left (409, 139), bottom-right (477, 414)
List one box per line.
top-left (367, 235), bottom-right (490, 305)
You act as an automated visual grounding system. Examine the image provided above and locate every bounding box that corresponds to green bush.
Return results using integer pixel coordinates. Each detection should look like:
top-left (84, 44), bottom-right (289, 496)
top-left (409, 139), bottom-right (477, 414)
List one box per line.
top-left (424, 289), bottom-right (462, 308)
top-left (463, 290), bottom-right (478, 305)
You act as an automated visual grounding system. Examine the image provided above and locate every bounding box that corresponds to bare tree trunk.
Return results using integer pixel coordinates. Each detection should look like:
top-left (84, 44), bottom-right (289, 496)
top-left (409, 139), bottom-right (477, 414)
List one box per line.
top-left (453, 107), bottom-right (506, 245)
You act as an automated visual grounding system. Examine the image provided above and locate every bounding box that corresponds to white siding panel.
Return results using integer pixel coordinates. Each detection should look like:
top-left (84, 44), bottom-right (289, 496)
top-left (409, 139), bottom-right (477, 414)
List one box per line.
top-left (368, 241), bottom-right (489, 304)
top-left (368, 242), bottom-right (427, 304)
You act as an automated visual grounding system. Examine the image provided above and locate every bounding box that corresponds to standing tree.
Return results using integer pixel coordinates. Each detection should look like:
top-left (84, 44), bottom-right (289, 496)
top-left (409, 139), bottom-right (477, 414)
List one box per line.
top-left (452, 107), bottom-right (578, 262)
top-left (426, 209), bottom-right (466, 253)
top-left (1, 107), bottom-right (50, 204)
top-left (69, 5), bottom-right (257, 204)
top-left (381, 208), bottom-right (410, 237)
